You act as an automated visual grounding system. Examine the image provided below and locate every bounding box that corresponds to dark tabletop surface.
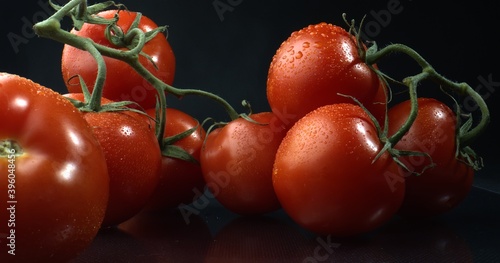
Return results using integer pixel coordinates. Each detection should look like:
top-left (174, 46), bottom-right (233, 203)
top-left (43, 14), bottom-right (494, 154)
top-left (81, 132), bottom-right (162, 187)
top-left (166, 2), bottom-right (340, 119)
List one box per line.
top-left (70, 161), bottom-right (500, 263)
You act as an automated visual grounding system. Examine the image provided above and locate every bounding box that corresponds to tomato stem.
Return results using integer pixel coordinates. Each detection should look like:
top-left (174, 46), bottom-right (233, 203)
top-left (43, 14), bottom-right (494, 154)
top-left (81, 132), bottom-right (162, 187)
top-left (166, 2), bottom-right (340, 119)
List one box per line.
top-left (33, 3), bottom-right (107, 111)
top-left (366, 43), bottom-right (490, 149)
top-left (386, 71), bottom-right (426, 146)
top-left (33, 0), bottom-right (242, 145)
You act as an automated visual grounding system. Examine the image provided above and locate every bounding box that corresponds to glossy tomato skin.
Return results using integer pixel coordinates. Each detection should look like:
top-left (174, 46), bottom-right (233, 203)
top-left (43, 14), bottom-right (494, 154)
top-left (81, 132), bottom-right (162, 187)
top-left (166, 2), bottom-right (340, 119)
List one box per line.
top-left (0, 73), bottom-right (109, 263)
top-left (143, 108), bottom-right (206, 210)
top-left (64, 93), bottom-right (161, 227)
top-left (267, 22), bottom-right (387, 128)
top-left (61, 10), bottom-right (175, 110)
top-left (201, 112), bottom-right (288, 215)
top-left (387, 98), bottom-right (474, 217)
top-left (273, 103), bottom-right (404, 237)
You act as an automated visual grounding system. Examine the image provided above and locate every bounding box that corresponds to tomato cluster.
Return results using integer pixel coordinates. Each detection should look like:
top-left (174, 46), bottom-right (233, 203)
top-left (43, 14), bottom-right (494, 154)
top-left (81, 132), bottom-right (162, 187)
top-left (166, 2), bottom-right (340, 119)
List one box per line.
top-left (1, 7), bottom-right (197, 262)
top-left (266, 22), bottom-right (478, 236)
top-left (198, 22), bottom-right (480, 237)
top-left (0, 2), bottom-right (488, 262)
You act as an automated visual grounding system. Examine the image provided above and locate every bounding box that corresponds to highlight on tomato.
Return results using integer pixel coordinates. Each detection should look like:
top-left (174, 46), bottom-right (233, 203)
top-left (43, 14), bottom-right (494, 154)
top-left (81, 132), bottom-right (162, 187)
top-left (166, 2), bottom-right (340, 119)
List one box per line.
top-left (0, 73), bottom-right (109, 263)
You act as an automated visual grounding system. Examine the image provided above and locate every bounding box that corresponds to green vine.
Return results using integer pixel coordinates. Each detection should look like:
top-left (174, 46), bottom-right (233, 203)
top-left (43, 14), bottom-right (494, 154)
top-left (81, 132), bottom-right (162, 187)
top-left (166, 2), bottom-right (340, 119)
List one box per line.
top-left (342, 13), bottom-right (490, 171)
top-left (33, 0), bottom-right (245, 148)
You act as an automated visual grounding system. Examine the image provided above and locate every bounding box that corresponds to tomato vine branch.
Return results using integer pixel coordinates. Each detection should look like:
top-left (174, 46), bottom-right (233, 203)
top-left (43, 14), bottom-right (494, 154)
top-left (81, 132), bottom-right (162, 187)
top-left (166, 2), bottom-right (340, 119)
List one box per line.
top-left (366, 43), bottom-right (490, 149)
top-left (33, 0), bottom-right (242, 145)
top-left (385, 71), bottom-right (427, 146)
top-left (343, 13), bottom-right (489, 170)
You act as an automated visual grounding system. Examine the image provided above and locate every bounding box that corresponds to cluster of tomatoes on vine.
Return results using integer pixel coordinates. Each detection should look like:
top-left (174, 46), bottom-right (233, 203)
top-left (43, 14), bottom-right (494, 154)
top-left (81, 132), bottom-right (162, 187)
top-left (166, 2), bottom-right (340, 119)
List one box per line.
top-left (0, 0), bottom-right (489, 262)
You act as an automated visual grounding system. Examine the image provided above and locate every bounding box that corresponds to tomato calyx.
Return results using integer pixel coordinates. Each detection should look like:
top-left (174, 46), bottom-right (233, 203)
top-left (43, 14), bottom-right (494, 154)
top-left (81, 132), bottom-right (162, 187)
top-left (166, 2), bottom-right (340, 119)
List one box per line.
top-left (339, 92), bottom-right (435, 176)
top-left (0, 139), bottom-right (23, 157)
top-left (161, 124), bottom-right (200, 163)
top-left (64, 75), bottom-right (154, 124)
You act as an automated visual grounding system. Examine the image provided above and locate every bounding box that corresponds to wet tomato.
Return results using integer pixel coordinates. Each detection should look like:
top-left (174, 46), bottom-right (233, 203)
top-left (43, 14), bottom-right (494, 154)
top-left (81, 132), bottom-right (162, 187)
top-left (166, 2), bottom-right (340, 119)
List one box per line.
top-left (266, 22), bottom-right (387, 128)
top-left (273, 103), bottom-right (404, 236)
top-left (0, 73), bottom-right (109, 263)
top-left (387, 98), bottom-right (474, 217)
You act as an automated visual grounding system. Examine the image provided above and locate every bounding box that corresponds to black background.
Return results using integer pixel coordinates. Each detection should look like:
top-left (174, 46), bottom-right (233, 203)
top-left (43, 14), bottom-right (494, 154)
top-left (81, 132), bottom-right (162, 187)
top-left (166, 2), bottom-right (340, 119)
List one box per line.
top-left (1, 0), bottom-right (499, 190)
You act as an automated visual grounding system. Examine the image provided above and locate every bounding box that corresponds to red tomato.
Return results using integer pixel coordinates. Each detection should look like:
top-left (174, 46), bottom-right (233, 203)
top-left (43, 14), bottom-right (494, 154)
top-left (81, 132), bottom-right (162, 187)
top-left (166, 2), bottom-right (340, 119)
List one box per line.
top-left (273, 103), bottom-right (404, 237)
top-left (266, 22), bottom-right (387, 128)
top-left (64, 93), bottom-right (161, 227)
top-left (200, 112), bottom-right (288, 215)
top-left (0, 73), bottom-right (109, 262)
top-left (143, 108), bottom-right (206, 210)
top-left (61, 10), bottom-right (176, 110)
top-left (387, 98), bottom-right (474, 217)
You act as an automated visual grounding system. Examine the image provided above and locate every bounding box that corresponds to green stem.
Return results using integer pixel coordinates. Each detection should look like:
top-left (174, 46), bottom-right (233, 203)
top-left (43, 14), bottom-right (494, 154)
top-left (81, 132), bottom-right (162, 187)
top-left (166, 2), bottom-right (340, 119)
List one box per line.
top-left (426, 76), bottom-right (490, 147)
top-left (85, 42), bottom-right (106, 111)
top-left (125, 57), bottom-right (240, 121)
top-left (367, 43), bottom-right (490, 148)
top-left (386, 71), bottom-right (427, 145)
top-left (34, 17), bottom-right (106, 111)
top-left (33, 0), bottom-right (241, 123)
top-left (125, 59), bottom-right (167, 141)
top-left (367, 43), bottom-right (431, 70)
top-left (167, 86), bottom-right (241, 120)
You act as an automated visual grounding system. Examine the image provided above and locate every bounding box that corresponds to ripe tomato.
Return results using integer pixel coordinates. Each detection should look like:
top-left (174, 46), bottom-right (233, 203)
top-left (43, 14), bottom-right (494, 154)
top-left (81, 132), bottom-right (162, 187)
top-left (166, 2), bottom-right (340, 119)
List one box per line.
top-left (61, 9), bottom-right (176, 110)
top-left (266, 22), bottom-right (387, 128)
top-left (387, 98), bottom-right (474, 217)
top-left (0, 73), bottom-right (109, 263)
top-left (273, 103), bottom-right (404, 237)
top-left (200, 112), bottom-right (288, 215)
top-left (64, 93), bottom-right (161, 227)
top-left (143, 107), bottom-right (206, 210)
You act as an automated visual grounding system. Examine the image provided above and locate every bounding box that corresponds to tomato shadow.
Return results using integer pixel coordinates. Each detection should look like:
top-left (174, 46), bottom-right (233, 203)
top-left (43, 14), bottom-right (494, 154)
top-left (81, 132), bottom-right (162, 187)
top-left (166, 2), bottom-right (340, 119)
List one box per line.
top-left (283, 217), bottom-right (473, 263)
top-left (69, 227), bottom-right (150, 263)
top-left (71, 208), bottom-right (212, 263)
top-left (369, 217), bottom-right (474, 263)
top-left (203, 215), bottom-right (312, 263)
top-left (117, 208), bottom-right (213, 262)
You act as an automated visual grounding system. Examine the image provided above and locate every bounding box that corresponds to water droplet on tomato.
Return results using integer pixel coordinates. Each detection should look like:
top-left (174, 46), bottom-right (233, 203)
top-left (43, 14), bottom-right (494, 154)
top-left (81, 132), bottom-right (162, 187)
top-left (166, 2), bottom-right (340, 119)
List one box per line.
top-left (295, 51), bottom-right (303, 59)
top-left (302, 42), bottom-right (310, 49)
